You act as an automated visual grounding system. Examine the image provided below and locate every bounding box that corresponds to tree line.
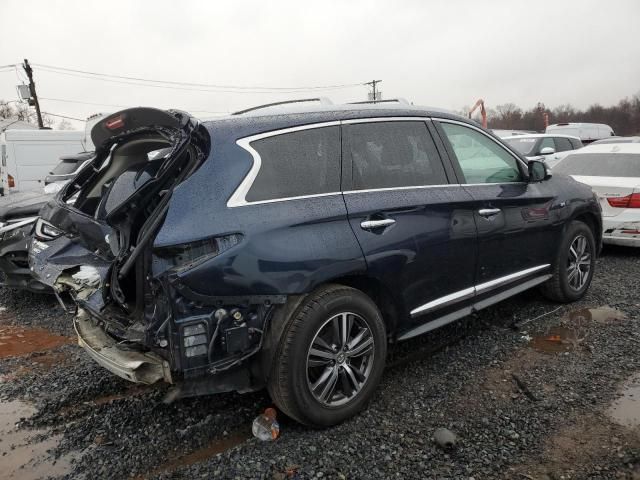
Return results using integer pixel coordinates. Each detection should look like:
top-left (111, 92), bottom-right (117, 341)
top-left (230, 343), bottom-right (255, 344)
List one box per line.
top-left (0, 100), bottom-right (73, 130)
top-left (467, 92), bottom-right (640, 135)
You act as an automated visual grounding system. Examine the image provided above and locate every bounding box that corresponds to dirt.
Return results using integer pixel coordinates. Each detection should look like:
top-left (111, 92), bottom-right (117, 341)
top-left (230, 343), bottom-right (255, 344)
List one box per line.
top-left (0, 325), bottom-right (73, 359)
top-left (140, 428), bottom-right (252, 479)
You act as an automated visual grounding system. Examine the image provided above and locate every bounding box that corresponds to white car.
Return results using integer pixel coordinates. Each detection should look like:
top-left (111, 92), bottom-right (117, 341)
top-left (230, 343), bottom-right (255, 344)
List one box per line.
top-left (553, 143), bottom-right (640, 247)
top-left (546, 122), bottom-right (615, 144)
top-left (504, 134), bottom-right (583, 168)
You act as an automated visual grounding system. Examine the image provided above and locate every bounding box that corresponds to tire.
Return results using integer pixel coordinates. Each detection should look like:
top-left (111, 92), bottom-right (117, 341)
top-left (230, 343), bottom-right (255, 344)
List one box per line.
top-left (540, 220), bottom-right (596, 302)
top-left (267, 284), bottom-right (387, 427)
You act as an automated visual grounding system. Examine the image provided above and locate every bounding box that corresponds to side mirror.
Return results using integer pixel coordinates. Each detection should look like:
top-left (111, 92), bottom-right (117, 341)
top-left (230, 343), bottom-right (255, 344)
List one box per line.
top-left (539, 146), bottom-right (555, 155)
top-left (528, 159), bottom-right (551, 182)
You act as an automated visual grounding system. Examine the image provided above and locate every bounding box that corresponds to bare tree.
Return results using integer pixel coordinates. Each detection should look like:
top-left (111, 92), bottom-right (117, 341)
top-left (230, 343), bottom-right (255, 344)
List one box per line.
top-left (56, 119), bottom-right (73, 130)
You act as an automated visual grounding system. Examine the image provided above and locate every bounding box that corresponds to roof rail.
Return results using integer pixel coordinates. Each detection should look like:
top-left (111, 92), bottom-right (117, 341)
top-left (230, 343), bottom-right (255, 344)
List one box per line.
top-left (348, 98), bottom-right (411, 105)
top-left (232, 97), bottom-right (333, 115)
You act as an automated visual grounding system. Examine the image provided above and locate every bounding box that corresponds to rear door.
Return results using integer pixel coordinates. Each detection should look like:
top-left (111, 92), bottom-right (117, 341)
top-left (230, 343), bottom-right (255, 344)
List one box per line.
top-left (434, 120), bottom-right (560, 300)
top-left (341, 118), bottom-right (478, 337)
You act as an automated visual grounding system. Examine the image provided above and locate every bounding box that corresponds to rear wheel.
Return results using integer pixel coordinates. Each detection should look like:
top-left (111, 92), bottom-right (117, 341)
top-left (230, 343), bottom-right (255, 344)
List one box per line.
top-left (541, 220), bottom-right (596, 302)
top-left (267, 285), bottom-right (387, 427)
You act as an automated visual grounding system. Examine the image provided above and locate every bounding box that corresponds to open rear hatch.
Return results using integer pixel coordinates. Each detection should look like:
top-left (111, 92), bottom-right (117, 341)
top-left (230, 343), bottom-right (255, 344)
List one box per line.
top-left (29, 107), bottom-right (209, 338)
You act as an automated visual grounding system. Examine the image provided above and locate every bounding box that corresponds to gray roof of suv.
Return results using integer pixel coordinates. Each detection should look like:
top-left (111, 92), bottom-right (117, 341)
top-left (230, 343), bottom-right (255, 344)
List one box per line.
top-left (200, 103), bottom-right (476, 137)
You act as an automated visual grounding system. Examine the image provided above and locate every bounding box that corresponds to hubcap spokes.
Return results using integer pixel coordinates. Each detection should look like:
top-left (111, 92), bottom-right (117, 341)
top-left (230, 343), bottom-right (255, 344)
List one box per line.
top-left (306, 312), bottom-right (374, 407)
top-left (567, 234), bottom-right (591, 290)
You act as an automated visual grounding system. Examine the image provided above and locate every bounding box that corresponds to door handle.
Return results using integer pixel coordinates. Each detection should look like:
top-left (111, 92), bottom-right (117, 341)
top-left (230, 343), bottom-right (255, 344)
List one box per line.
top-left (360, 218), bottom-right (396, 230)
top-left (478, 208), bottom-right (501, 218)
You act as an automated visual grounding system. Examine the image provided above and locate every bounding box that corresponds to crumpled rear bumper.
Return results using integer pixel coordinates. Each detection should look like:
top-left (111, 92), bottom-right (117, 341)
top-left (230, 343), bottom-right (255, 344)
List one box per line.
top-left (602, 216), bottom-right (640, 247)
top-left (74, 310), bottom-right (172, 385)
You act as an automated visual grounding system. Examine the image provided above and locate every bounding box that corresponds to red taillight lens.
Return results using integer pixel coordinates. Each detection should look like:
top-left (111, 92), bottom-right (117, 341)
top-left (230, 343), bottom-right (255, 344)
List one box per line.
top-left (7, 174), bottom-right (15, 188)
top-left (105, 115), bottom-right (125, 130)
top-left (607, 193), bottom-right (640, 208)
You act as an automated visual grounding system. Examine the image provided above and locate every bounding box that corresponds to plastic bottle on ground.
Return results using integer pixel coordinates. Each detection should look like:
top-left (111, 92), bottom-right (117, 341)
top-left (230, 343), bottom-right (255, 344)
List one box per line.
top-left (252, 407), bottom-right (280, 441)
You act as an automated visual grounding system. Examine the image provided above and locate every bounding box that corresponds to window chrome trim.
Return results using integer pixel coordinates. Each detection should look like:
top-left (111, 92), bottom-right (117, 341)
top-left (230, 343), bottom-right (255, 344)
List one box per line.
top-left (342, 184), bottom-right (457, 195)
top-left (227, 115), bottom-right (530, 207)
top-left (432, 117), bottom-right (529, 170)
top-left (227, 121), bottom-right (341, 207)
top-left (228, 116), bottom-right (451, 207)
top-left (341, 116), bottom-right (432, 124)
top-left (410, 264), bottom-right (550, 318)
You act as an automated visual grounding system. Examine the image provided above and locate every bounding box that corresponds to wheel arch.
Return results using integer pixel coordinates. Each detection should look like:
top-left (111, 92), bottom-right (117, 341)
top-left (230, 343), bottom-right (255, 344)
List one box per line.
top-left (572, 211), bottom-right (602, 252)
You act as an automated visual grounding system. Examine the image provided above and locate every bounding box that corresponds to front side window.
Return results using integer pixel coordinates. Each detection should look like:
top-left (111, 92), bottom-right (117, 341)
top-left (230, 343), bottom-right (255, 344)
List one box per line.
top-left (346, 121), bottom-right (448, 190)
top-left (440, 122), bottom-right (522, 184)
top-left (246, 126), bottom-right (340, 202)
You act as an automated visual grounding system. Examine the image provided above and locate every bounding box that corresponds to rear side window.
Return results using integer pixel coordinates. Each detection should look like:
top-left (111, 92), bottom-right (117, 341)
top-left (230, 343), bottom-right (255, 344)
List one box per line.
top-left (554, 137), bottom-right (573, 152)
top-left (440, 122), bottom-right (522, 184)
top-left (538, 137), bottom-right (554, 153)
top-left (246, 126), bottom-right (340, 202)
top-left (345, 121), bottom-right (447, 190)
top-left (554, 153), bottom-right (640, 177)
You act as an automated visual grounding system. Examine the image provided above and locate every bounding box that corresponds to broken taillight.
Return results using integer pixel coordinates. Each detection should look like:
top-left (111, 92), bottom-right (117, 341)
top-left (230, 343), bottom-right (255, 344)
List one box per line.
top-left (154, 234), bottom-right (242, 270)
top-left (7, 174), bottom-right (15, 188)
top-left (607, 193), bottom-right (640, 209)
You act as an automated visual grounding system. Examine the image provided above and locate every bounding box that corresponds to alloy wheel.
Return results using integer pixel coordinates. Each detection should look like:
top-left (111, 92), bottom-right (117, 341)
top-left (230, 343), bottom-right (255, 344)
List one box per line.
top-left (306, 312), bottom-right (375, 407)
top-left (567, 234), bottom-right (591, 291)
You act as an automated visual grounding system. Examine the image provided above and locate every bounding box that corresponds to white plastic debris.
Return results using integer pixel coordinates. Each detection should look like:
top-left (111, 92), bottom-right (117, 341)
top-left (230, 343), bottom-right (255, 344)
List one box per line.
top-left (71, 265), bottom-right (101, 287)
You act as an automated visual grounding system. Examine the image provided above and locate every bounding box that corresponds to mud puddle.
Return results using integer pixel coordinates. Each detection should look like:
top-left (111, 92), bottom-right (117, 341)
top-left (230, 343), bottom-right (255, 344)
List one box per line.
top-left (0, 325), bottom-right (72, 359)
top-left (568, 306), bottom-right (626, 324)
top-left (529, 306), bottom-right (626, 353)
top-left (529, 326), bottom-right (582, 352)
top-left (0, 399), bottom-right (78, 479)
top-left (140, 428), bottom-right (251, 478)
top-left (608, 374), bottom-right (640, 429)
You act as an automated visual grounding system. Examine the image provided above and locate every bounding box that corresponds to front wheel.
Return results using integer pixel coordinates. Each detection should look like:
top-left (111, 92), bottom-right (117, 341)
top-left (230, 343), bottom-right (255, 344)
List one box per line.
top-left (541, 220), bottom-right (596, 302)
top-left (267, 285), bottom-right (387, 427)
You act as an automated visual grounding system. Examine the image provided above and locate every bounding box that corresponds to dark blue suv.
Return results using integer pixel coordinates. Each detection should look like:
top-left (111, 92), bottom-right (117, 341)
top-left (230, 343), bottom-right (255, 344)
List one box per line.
top-left (29, 103), bottom-right (601, 426)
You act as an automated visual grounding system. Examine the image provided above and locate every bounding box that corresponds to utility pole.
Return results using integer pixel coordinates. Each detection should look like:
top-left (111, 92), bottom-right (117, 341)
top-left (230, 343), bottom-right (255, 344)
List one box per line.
top-left (365, 79), bottom-right (382, 102)
top-left (22, 59), bottom-right (44, 128)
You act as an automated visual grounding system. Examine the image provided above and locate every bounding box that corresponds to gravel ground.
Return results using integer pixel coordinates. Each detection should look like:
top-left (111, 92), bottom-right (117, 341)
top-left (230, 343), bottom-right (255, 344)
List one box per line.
top-left (0, 246), bottom-right (639, 480)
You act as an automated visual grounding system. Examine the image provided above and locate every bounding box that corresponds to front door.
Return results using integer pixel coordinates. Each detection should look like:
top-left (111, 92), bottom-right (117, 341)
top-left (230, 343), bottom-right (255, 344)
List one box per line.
top-left (341, 119), bottom-right (478, 337)
top-left (434, 120), bottom-right (561, 299)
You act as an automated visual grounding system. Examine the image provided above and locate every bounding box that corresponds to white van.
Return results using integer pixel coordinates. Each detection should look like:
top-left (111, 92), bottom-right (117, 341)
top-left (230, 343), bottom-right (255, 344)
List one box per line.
top-left (0, 129), bottom-right (86, 194)
top-left (545, 123), bottom-right (615, 144)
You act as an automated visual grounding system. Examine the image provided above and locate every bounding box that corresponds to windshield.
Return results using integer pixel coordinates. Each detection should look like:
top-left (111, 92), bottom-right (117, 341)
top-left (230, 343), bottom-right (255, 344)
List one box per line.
top-left (554, 153), bottom-right (640, 177)
top-left (505, 137), bottom-right (538, 156)
top-left (51, 160), bottom-right (82, 175)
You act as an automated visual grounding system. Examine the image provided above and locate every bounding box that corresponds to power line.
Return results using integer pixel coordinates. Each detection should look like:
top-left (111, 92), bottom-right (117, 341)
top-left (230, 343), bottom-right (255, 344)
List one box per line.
top-left (40, 96), bottom-right (131, 108)
top-left (41, 111), bottom-right (85, 121)
top-left (33, 63), bottom-right (365, 92)
top-left (36, 67), bottom-right (362, 95)
top-left (39, 96), bottom-right (229, 115)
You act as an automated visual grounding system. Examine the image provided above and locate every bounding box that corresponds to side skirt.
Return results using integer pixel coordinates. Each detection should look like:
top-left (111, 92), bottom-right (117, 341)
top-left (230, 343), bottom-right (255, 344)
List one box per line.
top-left (396, 274), bottom-right (552, 341)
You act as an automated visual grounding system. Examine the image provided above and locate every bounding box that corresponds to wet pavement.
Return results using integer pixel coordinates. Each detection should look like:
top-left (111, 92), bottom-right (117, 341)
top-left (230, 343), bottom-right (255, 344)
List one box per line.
top-left (0, 400), bottom-right (76, 480)
top-left (609, 373), bottom-right (640, 429)
top-left (0, 247), bottom-right (638, 479)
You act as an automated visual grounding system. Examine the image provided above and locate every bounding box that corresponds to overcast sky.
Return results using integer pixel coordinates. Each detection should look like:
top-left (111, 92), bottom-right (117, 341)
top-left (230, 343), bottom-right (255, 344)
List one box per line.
top-left (1, 0), bottom-right (639, 129)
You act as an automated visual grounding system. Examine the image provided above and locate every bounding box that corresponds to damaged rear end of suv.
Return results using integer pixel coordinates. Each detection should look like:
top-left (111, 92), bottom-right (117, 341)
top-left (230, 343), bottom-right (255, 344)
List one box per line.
top-left (29, 108), bottom-right (240, 391)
